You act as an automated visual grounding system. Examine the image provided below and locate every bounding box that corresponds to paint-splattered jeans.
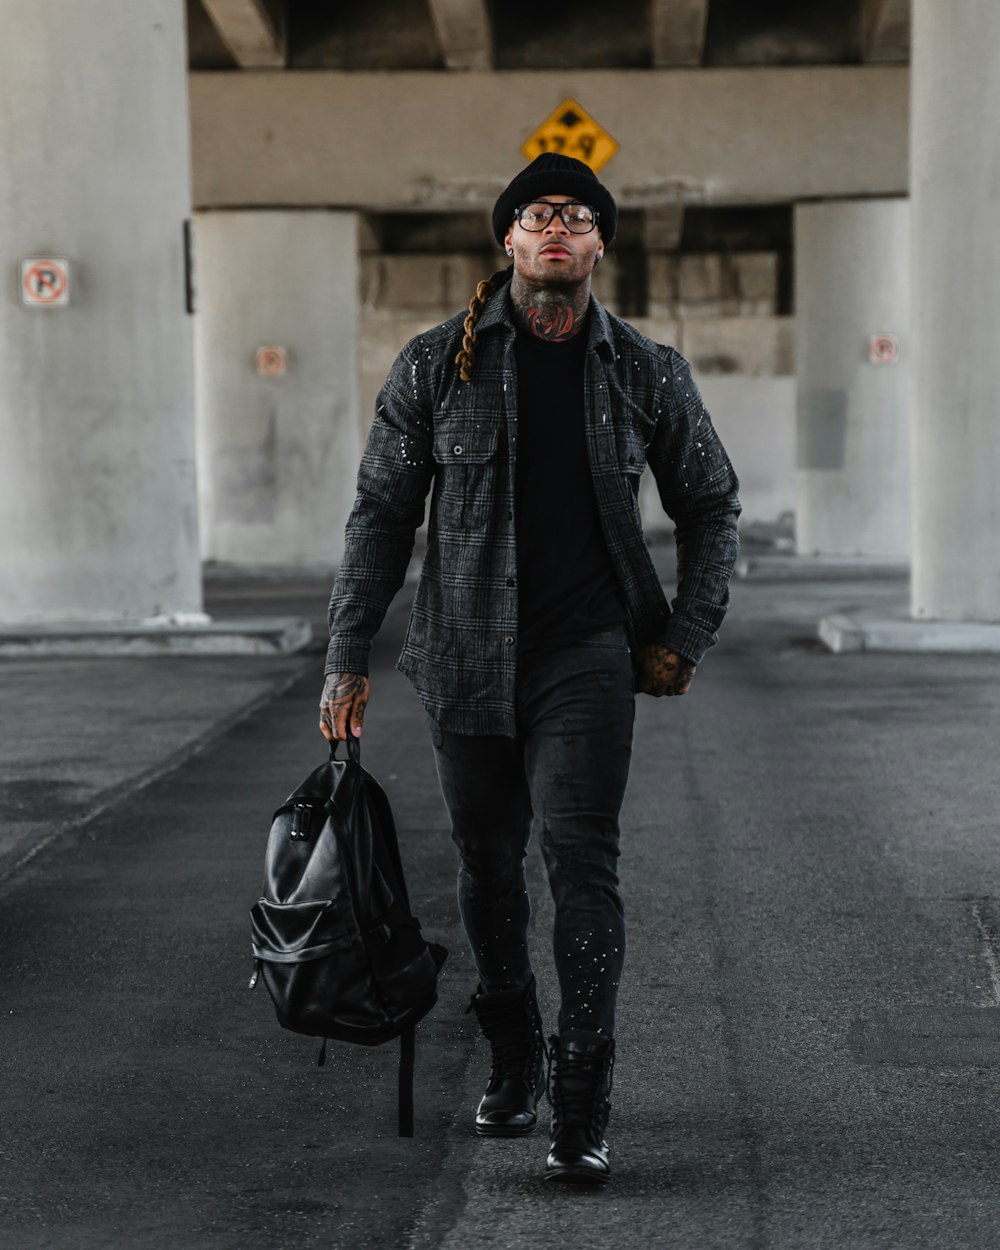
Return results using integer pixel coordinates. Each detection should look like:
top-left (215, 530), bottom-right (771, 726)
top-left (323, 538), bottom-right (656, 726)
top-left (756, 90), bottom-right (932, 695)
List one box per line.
top-left (428, 623), bottom-right (635, 1037)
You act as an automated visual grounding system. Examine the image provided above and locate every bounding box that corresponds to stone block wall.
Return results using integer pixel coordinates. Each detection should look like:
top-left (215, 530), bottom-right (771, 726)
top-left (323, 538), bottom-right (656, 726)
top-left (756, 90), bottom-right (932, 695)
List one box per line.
top-left (649, 251), bottom-right (781, 317)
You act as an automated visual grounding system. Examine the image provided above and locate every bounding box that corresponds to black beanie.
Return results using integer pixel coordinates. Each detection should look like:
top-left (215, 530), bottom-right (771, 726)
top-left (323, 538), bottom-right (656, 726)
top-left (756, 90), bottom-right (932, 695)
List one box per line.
top-left (492, 152), bottom-right (618, 247)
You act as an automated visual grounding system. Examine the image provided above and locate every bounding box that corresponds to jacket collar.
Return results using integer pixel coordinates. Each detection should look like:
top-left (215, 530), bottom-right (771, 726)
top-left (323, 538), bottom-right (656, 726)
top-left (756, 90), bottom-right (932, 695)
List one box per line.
top-left (476, 281), bottom-right (615, 362)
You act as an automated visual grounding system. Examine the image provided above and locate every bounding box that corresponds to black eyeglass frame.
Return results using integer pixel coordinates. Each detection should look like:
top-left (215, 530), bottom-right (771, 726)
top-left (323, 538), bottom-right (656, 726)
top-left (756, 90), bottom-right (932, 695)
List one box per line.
top-left (512, 199), bottom-right (601, 234)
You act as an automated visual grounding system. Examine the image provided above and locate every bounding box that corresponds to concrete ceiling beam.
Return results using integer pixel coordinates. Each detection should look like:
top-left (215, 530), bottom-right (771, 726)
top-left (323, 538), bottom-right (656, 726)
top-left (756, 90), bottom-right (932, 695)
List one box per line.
top-left (189, 68), bottom-right (909, 210)
top-left (200, 0), bottom-right (286, 69)
top-left (651, 0), bottom-right (710, 68)
top-left (644, 205), bottom-right (686, 250)
top-left (427, 0), bottom-right (493, 71)
top-left (861, 0), bottom-right (910, 63)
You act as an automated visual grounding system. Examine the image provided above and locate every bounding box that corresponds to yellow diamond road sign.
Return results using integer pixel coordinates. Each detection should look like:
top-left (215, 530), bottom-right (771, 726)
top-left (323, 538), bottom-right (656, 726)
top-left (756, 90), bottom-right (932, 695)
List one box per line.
top-left (521, 98), bottom-right (620, 174)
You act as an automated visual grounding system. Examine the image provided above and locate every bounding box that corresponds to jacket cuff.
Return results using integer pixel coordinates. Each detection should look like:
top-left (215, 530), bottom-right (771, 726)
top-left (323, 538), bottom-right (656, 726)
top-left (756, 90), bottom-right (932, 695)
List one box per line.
top-left (324, 635), bottom-right (372, 677)
top-left (653, 614), bottom-right (717, 668)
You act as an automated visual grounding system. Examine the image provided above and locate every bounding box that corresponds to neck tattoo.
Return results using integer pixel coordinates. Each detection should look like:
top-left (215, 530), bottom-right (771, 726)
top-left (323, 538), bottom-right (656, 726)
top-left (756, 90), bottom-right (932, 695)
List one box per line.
top-left (511, 275), bottom-right (590, 344)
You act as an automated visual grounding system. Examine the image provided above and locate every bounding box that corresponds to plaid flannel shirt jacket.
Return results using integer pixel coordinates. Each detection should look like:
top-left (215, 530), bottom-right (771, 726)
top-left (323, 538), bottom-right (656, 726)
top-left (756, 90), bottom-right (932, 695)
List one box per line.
top-left (326, 285), bottom-right (741, 737)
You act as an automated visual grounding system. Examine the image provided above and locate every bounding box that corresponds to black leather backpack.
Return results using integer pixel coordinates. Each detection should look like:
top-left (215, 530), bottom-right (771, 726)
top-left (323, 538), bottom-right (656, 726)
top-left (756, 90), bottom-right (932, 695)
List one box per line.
top-left (249, 734), bottom-right (447, 1136)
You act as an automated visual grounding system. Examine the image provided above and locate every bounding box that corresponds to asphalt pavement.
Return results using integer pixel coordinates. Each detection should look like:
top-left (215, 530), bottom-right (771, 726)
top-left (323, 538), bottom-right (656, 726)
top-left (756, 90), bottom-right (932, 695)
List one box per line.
top-left (2, 550), bottom-right (1000, 1249)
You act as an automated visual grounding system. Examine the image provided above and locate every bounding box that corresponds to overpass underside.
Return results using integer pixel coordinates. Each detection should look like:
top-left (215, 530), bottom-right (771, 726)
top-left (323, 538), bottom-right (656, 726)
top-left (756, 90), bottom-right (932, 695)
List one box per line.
top-left (3, 0), bottom-right (999, 644)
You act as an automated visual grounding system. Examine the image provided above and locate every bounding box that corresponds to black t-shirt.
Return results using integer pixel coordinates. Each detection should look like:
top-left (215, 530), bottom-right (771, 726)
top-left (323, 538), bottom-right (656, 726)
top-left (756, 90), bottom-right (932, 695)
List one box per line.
top-left (513, 325), bottom-right (626, 653)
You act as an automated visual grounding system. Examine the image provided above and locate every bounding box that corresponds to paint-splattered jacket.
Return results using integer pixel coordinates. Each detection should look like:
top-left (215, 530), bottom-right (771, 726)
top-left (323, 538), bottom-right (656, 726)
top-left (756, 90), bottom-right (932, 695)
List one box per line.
top-left (326, 286), bottom-right (741, 736)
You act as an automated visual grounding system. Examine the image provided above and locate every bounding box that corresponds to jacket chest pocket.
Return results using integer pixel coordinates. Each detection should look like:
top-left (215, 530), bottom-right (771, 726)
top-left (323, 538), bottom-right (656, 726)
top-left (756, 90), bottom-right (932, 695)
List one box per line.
top-left (432, 425), bottom-right (500, 530)
top-left (616, 427), bottom-right (649, 493)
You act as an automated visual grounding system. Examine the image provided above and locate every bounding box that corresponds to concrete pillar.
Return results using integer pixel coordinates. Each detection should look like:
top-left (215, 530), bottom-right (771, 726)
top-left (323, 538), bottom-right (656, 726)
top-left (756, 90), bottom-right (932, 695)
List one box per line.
top-left (194, 211), bottom-right (361, 567)
top-left (910, 0), bottom-right (1000, 621)
top-left (794, 200), bottom-right (910, 558)
top-left (0, 1), bottom-right (201, 622)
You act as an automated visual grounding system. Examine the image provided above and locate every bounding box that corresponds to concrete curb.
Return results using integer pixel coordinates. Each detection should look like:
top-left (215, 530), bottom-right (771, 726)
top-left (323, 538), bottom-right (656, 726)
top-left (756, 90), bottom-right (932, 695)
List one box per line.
top-left (0, 616), bottom-right (312, 657)
top-left (819, 611), bottom-right (1000, 654)
top-left (203, 562), bottom-right (337, 582)
top-left (737, 554), bottom-right (910, 581)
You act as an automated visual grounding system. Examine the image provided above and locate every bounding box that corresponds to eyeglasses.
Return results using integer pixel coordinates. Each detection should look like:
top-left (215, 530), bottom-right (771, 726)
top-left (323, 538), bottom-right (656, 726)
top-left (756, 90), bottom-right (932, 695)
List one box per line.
top-left (514, 200), bottom-right (600, 234)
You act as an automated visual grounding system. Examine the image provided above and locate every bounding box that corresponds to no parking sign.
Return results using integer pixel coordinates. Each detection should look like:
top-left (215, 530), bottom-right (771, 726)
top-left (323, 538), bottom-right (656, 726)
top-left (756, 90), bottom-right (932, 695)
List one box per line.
top-left (255, 346), bottom-right (287, 377)
top-left (19, 257), bottom-right (71, 307)
top-left (868, 332), bottom-right (900, 365)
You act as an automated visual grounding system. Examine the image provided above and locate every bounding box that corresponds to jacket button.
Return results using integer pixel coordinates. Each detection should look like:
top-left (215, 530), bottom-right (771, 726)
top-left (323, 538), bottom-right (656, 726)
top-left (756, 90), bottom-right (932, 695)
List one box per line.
top-left (453, 445), bottom-right (463, 456)
top-left (506, 577), bottom-right (515, 587)
top-left (504, 635), bottom-right (515, 645)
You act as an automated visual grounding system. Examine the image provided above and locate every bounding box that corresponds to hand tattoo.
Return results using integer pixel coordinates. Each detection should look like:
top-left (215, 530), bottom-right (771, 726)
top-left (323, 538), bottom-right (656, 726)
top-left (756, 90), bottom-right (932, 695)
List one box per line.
top-left (634, 645), bottom-right (696, 698)
top-left (319, 672), bottom-right (370, 741)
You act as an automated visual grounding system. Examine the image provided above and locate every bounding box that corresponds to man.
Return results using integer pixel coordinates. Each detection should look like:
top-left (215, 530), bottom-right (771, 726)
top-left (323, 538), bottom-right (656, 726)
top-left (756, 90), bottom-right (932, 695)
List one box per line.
top-left (320, 152), bottom-right (740, 1184)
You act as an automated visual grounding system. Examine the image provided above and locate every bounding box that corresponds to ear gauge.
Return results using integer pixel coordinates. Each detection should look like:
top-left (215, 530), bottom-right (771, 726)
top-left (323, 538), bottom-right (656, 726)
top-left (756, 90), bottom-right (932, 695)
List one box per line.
top-left (506, 248), bottom-right (514, 256)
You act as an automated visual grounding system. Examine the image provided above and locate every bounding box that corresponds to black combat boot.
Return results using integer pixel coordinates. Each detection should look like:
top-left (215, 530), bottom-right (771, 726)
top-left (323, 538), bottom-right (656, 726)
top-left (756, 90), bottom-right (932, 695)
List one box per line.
top-left (466, 976), bottom-right (546, 1136)
top-left (544, 1031), bottom-right (615, 1184)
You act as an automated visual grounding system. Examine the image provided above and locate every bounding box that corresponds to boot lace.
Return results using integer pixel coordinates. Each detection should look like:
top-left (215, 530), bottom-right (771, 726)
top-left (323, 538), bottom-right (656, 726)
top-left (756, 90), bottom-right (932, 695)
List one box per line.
top-left (467, 990), bottom-right (544, 1089)
top-left (547, 1043), bottom-right (615, 1136)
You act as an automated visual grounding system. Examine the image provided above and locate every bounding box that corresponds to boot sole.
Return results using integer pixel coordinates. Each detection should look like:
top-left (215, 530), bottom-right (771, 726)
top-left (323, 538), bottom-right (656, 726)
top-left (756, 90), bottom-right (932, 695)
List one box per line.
top-left (544, 1164), bottom-right (610, 1185)
top-left (476, 1119), bottom-right (538, 1137)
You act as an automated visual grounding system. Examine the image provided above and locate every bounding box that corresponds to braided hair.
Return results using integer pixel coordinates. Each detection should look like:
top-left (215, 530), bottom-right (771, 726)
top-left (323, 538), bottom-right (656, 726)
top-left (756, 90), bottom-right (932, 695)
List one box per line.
top-left (455, 265), bottom-right (513, 383)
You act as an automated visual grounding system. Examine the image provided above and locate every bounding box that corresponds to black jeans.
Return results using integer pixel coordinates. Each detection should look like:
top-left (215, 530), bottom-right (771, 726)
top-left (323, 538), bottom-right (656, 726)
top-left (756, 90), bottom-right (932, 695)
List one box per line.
top-left (428, 623), bottom-right (636, 1037)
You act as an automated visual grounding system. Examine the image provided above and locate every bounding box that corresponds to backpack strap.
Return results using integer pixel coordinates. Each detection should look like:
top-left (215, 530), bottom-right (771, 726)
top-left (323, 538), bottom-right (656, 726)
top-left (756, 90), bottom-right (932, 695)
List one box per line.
top-left (397, 1022), bottom-right (416, 1137)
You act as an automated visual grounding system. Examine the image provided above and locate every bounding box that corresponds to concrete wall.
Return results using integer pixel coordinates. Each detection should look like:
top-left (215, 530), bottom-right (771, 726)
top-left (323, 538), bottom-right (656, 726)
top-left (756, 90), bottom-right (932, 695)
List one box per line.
top-left (638, 375), bottom-right (796, 535)
top-left (194, 211), bottom-right (361, 567)
top-left (668, 317), bottom-right (793, 377)
top-left (700, 375), bottom-right (796, 531)
top-left (0, 0), bottom-right (201, 622)
top-left (794, 199), bottom-right (910, 558)
top-left (910, 0), bottom-right (1000, 620)
top-left (188, 68), bottom-right (909, 209)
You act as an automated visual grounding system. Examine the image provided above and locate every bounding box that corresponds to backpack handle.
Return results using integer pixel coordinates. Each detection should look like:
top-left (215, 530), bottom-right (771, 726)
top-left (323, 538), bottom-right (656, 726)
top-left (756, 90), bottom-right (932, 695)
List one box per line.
top-left (329, 731), bottom-right (361, 765)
